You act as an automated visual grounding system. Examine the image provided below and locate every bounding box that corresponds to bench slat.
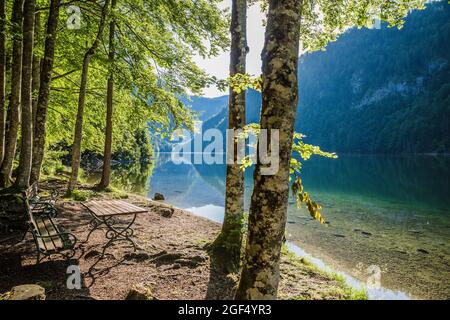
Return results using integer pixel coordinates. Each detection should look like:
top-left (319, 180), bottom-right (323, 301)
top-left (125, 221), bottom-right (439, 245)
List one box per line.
top-left (34, 217), bottom-right (64, 252)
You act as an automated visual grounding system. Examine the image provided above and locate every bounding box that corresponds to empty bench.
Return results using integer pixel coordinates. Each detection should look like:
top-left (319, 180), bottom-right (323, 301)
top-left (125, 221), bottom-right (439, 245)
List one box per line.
top-left (24, 191), bottom-right (77, 264)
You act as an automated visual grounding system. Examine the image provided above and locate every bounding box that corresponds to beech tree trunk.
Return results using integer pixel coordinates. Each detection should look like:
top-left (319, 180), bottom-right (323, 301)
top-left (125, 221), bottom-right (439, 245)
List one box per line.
top-left (235, 0), bottom-right (302, 300)
top-left (30, 0), bottom-right (60, 184)
top-left (0, 0), bottom-right (5, 166)
top-left (31, 9), bottom-right (41, 125)
top-left (98, 0), bottom-right (116, 190)
top-left (212, 0), bottom-right (247, 273)
top-left (0, 0), bottom-right (24, 188)
top-left (14, 0), bottom-right (35, 190)
top-left (68, 0), bottom-right (110, 192)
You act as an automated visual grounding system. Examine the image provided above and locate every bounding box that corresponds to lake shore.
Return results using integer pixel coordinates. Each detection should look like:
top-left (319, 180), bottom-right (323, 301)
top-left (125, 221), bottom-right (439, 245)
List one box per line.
top-left (0, 178), bottom-right (365, 300)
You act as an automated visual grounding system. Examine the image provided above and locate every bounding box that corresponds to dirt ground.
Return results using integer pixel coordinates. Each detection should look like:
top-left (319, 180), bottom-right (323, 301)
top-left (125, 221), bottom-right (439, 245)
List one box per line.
top-left (0, 180), bottom-right (363, 300)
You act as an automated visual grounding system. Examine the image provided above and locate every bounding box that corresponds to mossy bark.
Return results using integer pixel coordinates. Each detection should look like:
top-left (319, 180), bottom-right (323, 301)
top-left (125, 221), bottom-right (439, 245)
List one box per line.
top-left (0, 0), bottom-right (5, 167)
top-left (211, 0), bottom-right (247, 273)
top-left (235, 0), bottom-right (302, 299)
top-left (14, 0), bottom-right (36, 190)
top-left (31, 9), bottom-right (41, 126)
top-left (0, 0), bottom-right (23, 188)
top-left (31, 0), bottom-right (60, 184)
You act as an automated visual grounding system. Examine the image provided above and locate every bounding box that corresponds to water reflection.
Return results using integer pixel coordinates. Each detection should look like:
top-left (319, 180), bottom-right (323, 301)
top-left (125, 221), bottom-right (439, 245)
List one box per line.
top-left (101, 153), bottom-right (450, 298)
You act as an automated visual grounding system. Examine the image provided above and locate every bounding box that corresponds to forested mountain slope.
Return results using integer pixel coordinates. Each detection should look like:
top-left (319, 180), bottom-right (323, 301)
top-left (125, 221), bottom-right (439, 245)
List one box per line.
top-left (191, 1), bottom-right (450, 154)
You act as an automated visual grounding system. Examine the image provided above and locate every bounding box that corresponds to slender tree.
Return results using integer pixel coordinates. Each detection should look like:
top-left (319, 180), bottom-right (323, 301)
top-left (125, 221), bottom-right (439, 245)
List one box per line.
top-left (31, 9), bottom-right (41, 125)
top-left (31, 0), bottom-right (60, 184)
top-left (211, 0), bottom-right (248, 273)
top-left (14, 0), bottom-right (35, 189)
top-left (235, 0), bottom-right (302, 299)
top-left (0, 0), bottom-right (5, 166)
top-left (0, 0), bottom-right (24, 188)
top-left (68, 0), bottom-right (110, 192)
top-left (98, 0), bottom-right (116, 189)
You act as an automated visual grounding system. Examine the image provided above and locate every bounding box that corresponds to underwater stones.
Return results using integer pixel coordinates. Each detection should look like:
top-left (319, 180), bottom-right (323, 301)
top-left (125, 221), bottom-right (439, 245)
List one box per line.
top-left (417, 248), bottom-right (429, 254)
top-left (333, 234), bottom-right (346, 238)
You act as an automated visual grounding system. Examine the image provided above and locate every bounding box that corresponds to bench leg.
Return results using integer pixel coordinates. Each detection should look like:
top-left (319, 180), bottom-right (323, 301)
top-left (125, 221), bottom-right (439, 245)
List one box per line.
top-left (21, 226), bottom-right (30, 242)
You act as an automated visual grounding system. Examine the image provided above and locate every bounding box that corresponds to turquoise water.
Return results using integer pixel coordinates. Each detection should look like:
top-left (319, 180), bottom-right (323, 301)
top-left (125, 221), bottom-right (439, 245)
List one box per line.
top-left (105, 154), bottom-right (450, 299)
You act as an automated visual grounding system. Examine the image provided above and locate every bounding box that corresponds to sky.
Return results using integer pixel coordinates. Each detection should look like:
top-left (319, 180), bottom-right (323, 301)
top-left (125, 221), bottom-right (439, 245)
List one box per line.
top-left (193, 1), bottom-right (266, 98)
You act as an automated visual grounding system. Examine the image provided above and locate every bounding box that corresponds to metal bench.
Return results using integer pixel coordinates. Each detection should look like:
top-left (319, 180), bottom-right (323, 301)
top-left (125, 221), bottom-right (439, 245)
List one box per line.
top-left (24, 192), bottom-right (77, 264)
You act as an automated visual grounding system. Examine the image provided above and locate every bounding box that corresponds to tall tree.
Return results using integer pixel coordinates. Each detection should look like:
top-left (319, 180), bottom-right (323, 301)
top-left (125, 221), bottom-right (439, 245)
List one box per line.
top-left (212, 0), bottom-right (248, 273)
top-left (14, 0), bottom-right (35, 189)
top-left (98, 0), bottom-right (116, 189)
top-left (68, 0), bottom-right (110, 192)
top-left (0, 0), bottom-right (5, 167)
top-left (30, 0), bottom-right (60, 184)
top-left (31, 9), bottom-right (41, 125)
top-left (235, 0), bottom-right (427, 300)
top-left (235, 0), bottom-right (302, 300)
top-left (0, 0), bottom-right (23, 188)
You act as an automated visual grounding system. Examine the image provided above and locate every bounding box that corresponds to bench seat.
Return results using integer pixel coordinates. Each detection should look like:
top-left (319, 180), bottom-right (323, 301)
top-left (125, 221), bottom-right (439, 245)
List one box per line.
top-left (28, 212), bottom-right (77, 263)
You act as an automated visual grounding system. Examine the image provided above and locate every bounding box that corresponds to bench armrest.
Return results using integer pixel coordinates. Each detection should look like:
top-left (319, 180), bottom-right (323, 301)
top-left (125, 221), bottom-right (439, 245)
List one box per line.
top-left (31, 230), bottom-right (78, 248)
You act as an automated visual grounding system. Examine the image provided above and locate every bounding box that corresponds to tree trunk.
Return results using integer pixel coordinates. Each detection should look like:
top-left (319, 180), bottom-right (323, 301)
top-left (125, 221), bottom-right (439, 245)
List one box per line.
top-left (211, 0), bottom-right (247, 273)
top-left (0, 0), bottom-right (24, 188)
top-left (14, 0), bottom-right (35, 190)
top-left (31, 9), bottom-right (41, 125)
top-left (30, 0), bottom-right (60, 184)
top-left (235, 0), bottom-right (302, 300)
top-left (68, 0), bottom-right (110, 192)
top-left (98, 0), bottom-right (116, 190)
top-left (0, 0), bottom-right (6, 167)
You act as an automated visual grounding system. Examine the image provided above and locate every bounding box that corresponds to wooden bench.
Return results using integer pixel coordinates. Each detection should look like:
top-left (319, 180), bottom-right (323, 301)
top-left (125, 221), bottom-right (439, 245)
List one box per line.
top-left (24, 193), bottom-right (77, 264)
top-left (25, 182), bottom-right (59, 218)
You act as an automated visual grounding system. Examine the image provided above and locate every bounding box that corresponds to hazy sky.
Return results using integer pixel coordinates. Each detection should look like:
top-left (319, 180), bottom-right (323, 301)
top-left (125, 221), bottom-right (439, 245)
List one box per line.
top-left (193, 1), bottom-right (266, 97)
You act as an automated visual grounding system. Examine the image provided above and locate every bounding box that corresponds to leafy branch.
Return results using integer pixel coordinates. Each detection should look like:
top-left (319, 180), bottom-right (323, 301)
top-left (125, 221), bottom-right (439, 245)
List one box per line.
top-left (237, 124), bottom-right (337, 224)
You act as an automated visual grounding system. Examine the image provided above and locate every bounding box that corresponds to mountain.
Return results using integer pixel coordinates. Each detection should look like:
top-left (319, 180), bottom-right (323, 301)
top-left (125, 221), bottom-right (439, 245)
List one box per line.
top-left (191, 1), bottom-right (450, 154)
top-left (181, 95), bottom-right (229, 121)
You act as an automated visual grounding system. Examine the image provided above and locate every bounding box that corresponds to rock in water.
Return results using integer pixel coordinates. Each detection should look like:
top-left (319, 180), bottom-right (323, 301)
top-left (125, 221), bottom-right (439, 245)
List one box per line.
top-left (8, 284), bottom-right (45, 300)
top-left (125, 283), bottom-right (156, 300)
top-left (153, 193), bottom-right (165, 201)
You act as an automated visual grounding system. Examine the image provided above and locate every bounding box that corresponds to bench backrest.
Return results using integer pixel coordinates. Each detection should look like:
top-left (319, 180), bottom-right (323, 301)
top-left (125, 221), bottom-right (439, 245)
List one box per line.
top-left (22, 189), bottom-right (38, 231)
top-left (25, 182), bottom-right (39, 201)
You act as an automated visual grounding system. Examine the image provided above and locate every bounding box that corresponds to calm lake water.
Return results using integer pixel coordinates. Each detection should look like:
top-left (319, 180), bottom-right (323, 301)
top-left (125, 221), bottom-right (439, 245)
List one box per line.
top-left (98, 154), bottom-right (450, 299)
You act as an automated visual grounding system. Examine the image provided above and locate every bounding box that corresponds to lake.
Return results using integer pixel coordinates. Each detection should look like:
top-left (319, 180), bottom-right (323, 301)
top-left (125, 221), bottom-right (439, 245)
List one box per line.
top-left (94, 154), bottom-right (450, 299)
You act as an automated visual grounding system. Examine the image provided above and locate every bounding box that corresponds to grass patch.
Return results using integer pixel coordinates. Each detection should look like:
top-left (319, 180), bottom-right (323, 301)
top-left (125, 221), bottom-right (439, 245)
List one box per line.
top-left (65, 189), bottom-right (96, 202)
top-left (281, 244), bottom-right (368, 300)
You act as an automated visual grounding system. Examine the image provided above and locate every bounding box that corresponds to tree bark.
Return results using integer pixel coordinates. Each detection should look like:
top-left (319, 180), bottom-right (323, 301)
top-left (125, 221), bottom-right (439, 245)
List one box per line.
top-left (235, 0), bottom-right (302, 300)
top-left (0, 0), bottom-right (6, 167)
top-left (30, 0), bottom-right (60, 184)
top-left (31, 9), bottom-right (41, 125)
top-left (0, 0), bottom-right (24, 188)
top-left (211, 0), bottom-right (247, 273)
top-left (68, 0), bottom-right (110, 192)
top-left (98, 0), bottom-right (116, 190)
top-left (14, 0), bottom-right (35, 190)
